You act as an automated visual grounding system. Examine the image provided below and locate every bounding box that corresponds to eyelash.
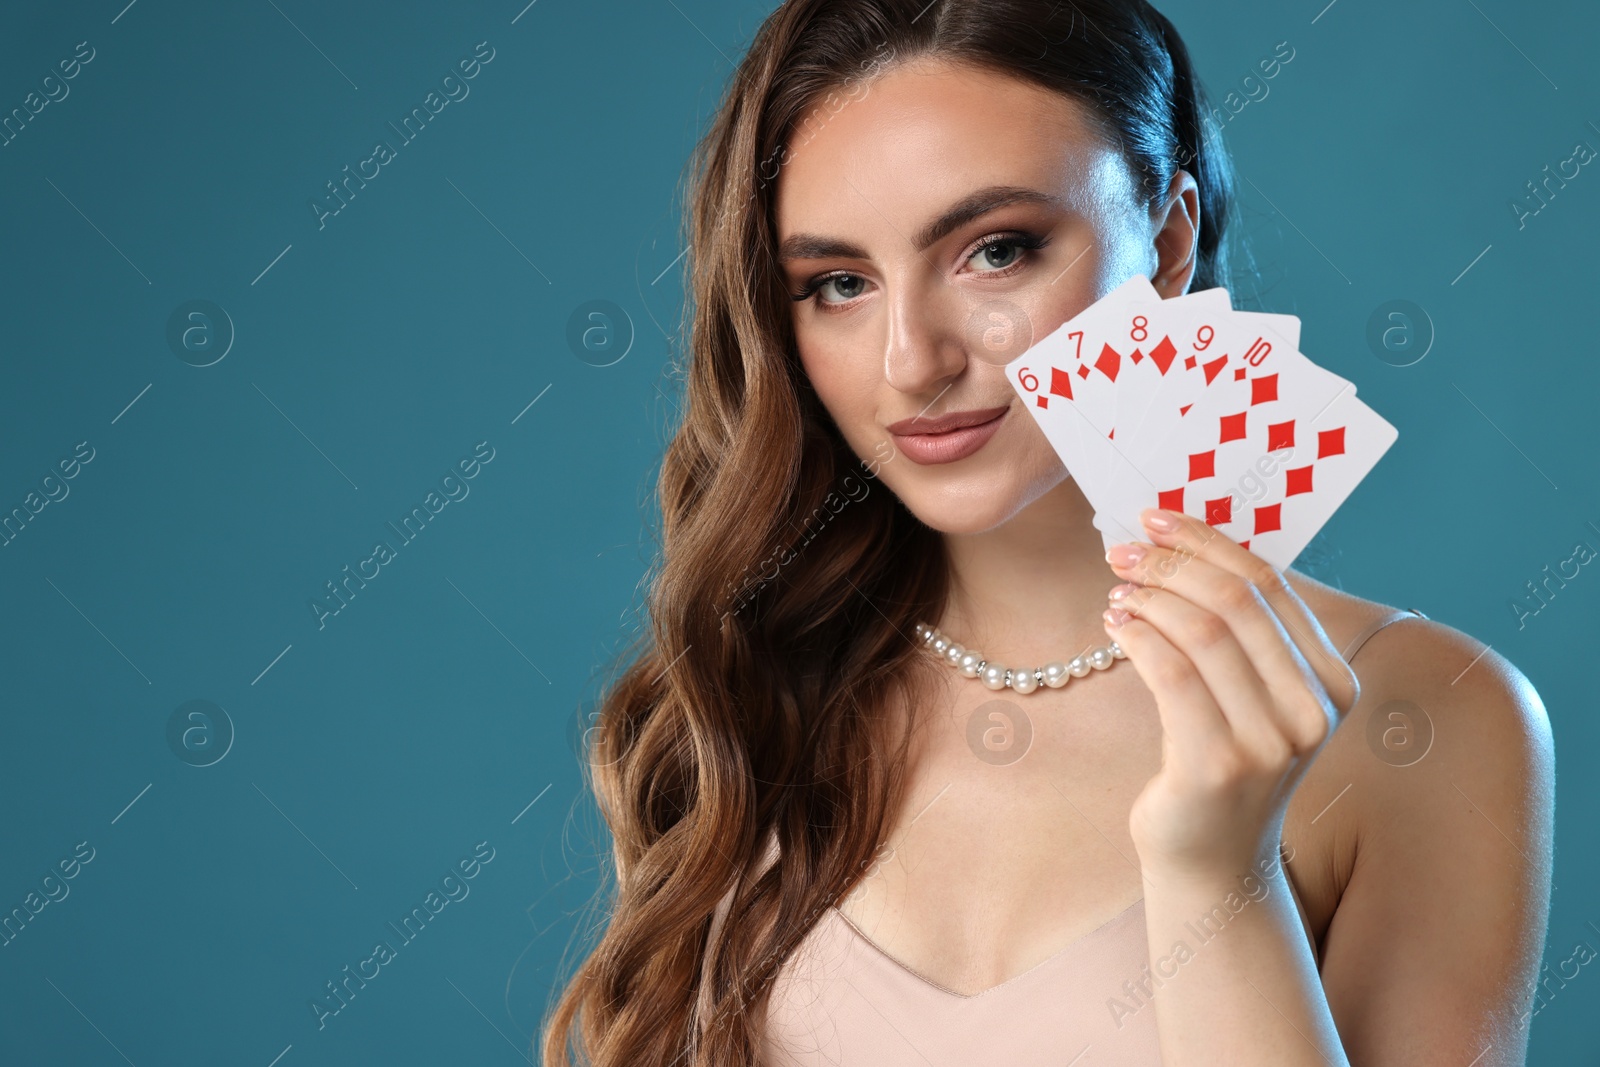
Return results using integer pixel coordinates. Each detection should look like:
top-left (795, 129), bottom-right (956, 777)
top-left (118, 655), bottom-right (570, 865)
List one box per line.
top-left (789, 230), bottom-right (1052, 309)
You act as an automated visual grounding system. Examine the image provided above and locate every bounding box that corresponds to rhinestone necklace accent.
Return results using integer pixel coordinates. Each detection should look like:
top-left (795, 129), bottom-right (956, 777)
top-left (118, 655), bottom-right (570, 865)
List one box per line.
top-left (914, 620), bottom-right (1127, 695)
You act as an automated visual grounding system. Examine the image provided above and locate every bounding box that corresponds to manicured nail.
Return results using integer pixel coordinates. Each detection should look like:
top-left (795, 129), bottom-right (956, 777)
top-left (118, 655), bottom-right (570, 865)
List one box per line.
top-left (1143, 508), bottom-right (1181, 532)
top-left (1104, 606), bottom-right (1129, 628)
top-left (1105, 543), bottom-right (1146, 568)
top-left (1108, 582), bottom-right (1137, 602)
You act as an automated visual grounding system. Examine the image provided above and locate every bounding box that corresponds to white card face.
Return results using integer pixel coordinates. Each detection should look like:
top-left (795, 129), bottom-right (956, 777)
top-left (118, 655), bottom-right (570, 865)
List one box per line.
top-left (1060, 278), bottom-right (1233, 509)
top-left (1116, 358), bottom-right (1348, 535)
top-left (1105, 288), bottom-right (1243, 519)
top-left (1006, 274), bottom-right (1162, 503)
top-left (1097, 317), bottom-right (1349, 541)
top-left (1094, 307), bottom-right (1239, 538)
top-left (1146, 317), bottom-right (1339, 472)
top-left (1011, 277), bottom-right (1396, 567)
top-left (1095, 293), bottom-right (1306, 538)
top-left (1108, 287), bottom-right (1233, 505)
top-left (1113, 308), bottom-right (1302, 462)
top-left (1210, 387), bottom-right (1397, 568)
top-left (1007, 341), bottom-right (1091, 495)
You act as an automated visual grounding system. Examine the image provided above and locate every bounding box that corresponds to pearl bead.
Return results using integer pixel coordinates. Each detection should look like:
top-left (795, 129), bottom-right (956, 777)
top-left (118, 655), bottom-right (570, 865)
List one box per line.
top-left (957, 651), bottom-right (983, 678)
top-left (913, 622), bottom-right (1124, 695)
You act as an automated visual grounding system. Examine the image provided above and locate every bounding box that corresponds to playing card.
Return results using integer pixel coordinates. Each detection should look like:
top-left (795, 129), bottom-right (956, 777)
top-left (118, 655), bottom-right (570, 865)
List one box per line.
top-left (1013, 276), bottom-right (1242, 505)
top-left (1009, 275), bottom-right (1398, 571)
top-left (1093, 293), bottom-right (1233, 540)
top-left (1098, 307), bottom-right (1335, 517)
top-left (1221, 386), bottom-right (1398, 567)
top-left (1007, 274), bottom-right (1163, 503)
top-left (1110, 286), bottom-right (1229, 449)
top-left (1097, 328), bottom-right (1354, 547)
top-left (1114, 307), bottom-right (1304, 473)
top-left (1123, 382), bottom-right (1395, 569)
top-left (1041, 284), bottom-right (1304, 524)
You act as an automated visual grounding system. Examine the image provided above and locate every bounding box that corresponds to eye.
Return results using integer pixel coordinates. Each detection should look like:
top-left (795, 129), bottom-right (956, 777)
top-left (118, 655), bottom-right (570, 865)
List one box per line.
top-left (788, 230), bottom-right (1051, 311)
top-left (965, 231), bottom-right (1049, 273)
top-left (817, 273), bottom-right (868, 304)
top-left (790, 271), bottom-right (869, 307)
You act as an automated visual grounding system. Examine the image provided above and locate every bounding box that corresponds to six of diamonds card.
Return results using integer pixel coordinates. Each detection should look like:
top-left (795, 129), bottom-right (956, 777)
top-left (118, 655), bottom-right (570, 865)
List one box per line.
top-left (1006, 274), bottom-right (1397, 569)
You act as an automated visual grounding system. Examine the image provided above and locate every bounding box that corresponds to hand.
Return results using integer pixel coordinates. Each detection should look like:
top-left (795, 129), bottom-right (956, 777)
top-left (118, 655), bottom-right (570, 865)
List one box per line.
top-left (1101, 507), bottom-right (1360, 883)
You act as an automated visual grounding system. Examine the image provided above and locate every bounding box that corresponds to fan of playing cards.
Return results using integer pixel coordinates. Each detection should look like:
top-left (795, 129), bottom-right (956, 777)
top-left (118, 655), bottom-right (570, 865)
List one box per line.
top-left (1006, 274), bottom-right (1397, 569)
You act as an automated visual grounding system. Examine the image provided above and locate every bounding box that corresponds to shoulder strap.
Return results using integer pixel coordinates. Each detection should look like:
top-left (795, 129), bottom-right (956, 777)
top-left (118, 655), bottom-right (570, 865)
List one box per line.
top-left (1340, 607), bottom-right (1428, 663)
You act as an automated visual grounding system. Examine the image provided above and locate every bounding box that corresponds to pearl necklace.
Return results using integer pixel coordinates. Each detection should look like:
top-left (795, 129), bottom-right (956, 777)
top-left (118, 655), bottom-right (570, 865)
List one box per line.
top-left (914, 621), bottom-right (1127, 695)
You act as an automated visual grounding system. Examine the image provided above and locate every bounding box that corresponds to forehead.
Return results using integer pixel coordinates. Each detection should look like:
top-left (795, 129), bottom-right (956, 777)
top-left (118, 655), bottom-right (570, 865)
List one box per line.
top-left (773, 56), bottom-right (1133, 236)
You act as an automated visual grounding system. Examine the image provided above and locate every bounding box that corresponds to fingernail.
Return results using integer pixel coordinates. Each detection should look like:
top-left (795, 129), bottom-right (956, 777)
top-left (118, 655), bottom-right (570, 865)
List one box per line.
top-left (1143, 509), bottom-right (1181, 532)
top-left (1105, 543), bottom-right (1146, 568)
top-left (1108, 582), bottom-right (1137, 602)
top-left (1104, 606), bottom-right (1129, 628)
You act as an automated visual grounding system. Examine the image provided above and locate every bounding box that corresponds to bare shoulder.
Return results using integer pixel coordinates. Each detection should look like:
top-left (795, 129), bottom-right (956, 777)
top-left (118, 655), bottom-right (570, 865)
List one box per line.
top-left (1284, 568), bottom-right (1554, 823)
top-left (1281, 570), bottom-right (1555, 1063)
top-left (1284, 569), bottom-right (1551, 749)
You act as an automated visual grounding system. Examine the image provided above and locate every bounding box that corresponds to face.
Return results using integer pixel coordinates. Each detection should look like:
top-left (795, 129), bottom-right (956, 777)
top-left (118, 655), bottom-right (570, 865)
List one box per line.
top-left (774, 56), bottom-right (1198, 534)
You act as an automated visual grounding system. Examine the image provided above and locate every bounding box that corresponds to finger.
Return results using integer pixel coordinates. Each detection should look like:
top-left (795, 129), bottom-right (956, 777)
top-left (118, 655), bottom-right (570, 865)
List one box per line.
top-left (1102, 605), bottom-right (1232, 768)
top-left (1106, 534), bottom-right (1338, 754)
top-left (1135, 508), bottom-right (1358, 715)
top-left (1107, 534), bottom-right (1331, 751)
top-left (1108, 581), bottom-right (1294, 766)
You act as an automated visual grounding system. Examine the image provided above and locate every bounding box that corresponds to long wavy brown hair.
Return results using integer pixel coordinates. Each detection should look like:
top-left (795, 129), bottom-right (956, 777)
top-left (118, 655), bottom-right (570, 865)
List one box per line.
top-left (541, 1), bottom-right (1236, 1063)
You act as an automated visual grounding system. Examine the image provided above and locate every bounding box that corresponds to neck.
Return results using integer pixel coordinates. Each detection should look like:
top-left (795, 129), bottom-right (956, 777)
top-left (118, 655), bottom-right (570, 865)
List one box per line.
top-left (935, 477), bottom-right (1123, 668)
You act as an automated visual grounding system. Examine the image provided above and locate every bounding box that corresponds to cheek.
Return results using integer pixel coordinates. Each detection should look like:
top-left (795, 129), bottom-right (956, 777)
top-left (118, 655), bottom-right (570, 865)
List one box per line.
top-left (798, 336), bottom-right (873, 429)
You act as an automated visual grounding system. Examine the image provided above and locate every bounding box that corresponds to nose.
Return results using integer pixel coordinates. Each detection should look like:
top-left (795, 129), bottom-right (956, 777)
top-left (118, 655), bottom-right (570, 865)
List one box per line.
top-left (881, 274), bottom-right (969, 396)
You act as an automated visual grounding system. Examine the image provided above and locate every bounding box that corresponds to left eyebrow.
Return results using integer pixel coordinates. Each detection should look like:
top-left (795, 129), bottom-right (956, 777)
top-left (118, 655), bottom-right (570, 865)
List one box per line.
top-left (776, 184), bottom-right (1068, 263)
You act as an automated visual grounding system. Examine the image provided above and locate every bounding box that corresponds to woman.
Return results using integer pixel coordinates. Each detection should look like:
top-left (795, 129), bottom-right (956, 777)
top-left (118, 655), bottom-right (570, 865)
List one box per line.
top-left (545, 1), bottom-right (1554, 1064)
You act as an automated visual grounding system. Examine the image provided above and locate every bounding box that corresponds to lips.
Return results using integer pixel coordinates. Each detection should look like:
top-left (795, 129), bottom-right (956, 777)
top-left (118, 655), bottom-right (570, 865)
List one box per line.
top-left (885, 404), bottom-right (1011, 436)
top-left (886, 404), bottom-right (1010, 465)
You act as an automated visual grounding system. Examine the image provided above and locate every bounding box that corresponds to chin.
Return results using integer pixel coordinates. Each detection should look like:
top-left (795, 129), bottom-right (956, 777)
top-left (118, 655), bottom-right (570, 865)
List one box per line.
top-left (884, 465), bottom-right (1059, 535)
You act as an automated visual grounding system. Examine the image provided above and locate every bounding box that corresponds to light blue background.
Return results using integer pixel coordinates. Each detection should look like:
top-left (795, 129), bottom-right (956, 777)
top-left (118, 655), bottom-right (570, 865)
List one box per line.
top-left (0, 0), bottom-right (1594, 1063)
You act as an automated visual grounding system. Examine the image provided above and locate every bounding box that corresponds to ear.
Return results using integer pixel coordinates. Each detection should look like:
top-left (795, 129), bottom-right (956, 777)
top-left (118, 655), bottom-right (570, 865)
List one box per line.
top-left (1148, 170), bottom-right (1201, 298)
